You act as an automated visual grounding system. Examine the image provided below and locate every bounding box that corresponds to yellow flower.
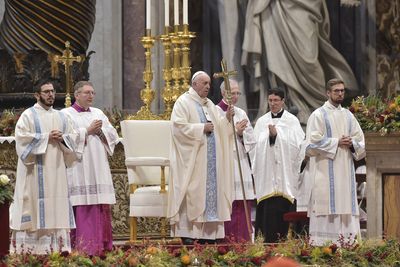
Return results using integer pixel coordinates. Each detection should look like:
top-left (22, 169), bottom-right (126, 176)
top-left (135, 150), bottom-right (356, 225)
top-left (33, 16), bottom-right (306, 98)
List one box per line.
top-left (0, 174), bottom-right (10, 185)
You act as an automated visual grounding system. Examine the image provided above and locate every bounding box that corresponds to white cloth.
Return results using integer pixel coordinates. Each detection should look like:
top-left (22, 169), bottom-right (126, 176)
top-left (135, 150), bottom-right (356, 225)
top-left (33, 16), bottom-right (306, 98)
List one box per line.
top-left (167, 87), bottom-right (234, 239)
top-left (306, 101), bottom-right (365, 245)
top-left (61, 107), bottom-right (118, 205)
top-left (10, 104), bottom-right (81, 254)
top-left (252, 110), bottom-right (305, 203)
top-left (216, 105), bottom-right (256, 200)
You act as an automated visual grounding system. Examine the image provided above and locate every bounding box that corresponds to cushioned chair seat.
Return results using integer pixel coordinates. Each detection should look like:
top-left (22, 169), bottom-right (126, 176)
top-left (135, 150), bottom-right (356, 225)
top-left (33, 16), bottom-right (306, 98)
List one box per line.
top-left (129, 185), bottom-right (169, 217)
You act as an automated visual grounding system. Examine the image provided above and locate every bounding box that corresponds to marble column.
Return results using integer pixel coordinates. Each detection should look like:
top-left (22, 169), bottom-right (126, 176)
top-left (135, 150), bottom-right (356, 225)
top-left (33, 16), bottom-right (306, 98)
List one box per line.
top-left (123, 0), bottom-right (165, 114)
top-left (88, 0), bottom-right (123, 109)
top-left (0, 1), bottom-right (5, 20)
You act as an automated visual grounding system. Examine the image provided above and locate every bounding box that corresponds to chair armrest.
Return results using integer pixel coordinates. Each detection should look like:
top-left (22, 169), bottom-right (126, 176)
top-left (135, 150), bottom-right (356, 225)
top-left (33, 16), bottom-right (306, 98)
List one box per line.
top-left (125, 157), bottom-right (170, 167)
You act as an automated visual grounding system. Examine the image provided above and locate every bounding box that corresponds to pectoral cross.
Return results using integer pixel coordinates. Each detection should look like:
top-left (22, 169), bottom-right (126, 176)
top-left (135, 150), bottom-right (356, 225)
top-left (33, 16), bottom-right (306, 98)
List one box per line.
top-left (213, 60), bottom-right (237, 105)
top-left (213, 60), bottom-right (253, 242)
top-left (53, 41), bottom-right (82, 107)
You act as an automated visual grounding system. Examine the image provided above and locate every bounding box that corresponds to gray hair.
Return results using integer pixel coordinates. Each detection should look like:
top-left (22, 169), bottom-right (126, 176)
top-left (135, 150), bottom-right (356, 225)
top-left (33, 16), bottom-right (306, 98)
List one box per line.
top-left (220, 79), bottom-right (239, 94)
top-left (74, 81), bottom-right (94, 96)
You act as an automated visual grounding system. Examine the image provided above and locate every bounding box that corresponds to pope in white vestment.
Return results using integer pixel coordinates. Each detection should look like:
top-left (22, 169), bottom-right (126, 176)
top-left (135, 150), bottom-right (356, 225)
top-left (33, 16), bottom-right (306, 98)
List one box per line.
top-left (306, 79), bottom-right (365, 246)
top-left (216, 79), bottom-right (256, 242)
top-left (167, 72), bottom-right (235, 241)
top-left (10, 81), bottom-right (82, 254)
top-left (252, 88), bottom-right (305, 242)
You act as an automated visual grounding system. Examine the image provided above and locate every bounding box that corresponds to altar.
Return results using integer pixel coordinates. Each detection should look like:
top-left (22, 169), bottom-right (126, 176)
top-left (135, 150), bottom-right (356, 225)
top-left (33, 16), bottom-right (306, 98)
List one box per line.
top-left (0, 137), bottom-right (164, 240)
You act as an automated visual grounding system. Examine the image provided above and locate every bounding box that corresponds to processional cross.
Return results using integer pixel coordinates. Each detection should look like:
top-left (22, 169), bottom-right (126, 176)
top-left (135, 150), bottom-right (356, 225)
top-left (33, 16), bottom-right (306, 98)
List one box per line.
top-left (53, 41), bottom-right (82, 107)
top-left (213, 59), bottom-right (253, 241)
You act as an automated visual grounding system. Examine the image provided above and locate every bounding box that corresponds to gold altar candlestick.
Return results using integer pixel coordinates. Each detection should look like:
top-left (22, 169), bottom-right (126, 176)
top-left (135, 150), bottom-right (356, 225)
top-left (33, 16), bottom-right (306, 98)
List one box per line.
top-left (160, 26), bottom-right (174, 119)
top-left (170, 25), bottom-right (182, 101)
top-left (180, 24), bottom-right (195, 95)
top-left (128, 29), bottom-right (160, 120)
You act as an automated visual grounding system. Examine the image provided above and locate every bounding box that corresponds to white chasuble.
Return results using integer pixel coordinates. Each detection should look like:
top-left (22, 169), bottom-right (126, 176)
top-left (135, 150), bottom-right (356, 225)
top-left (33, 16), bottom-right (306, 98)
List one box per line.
top-left (217, 105), bottom-right (256, 200)
top-left (306, 101), bottom-right (365, 245)
top-left (252, 110), bottom-right (305, 203)
top-left (10, 104), bottom-right (81, 253)
top-left (167, 87), bottom-right (234, 239)
top-left (62, 107), bottom-right (118, 205)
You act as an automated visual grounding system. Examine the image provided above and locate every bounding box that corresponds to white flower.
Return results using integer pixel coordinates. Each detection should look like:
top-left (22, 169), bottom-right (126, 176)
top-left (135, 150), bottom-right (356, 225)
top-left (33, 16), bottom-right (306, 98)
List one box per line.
top-left (0, 174), bottom-right (10, 185)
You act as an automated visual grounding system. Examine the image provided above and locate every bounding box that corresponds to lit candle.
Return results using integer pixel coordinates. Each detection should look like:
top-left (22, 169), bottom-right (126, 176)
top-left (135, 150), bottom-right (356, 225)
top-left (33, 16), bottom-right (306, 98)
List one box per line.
top-left (183, 0), bottom-right (188, 24)
top-left (146, 0), bottom-right (151, 30)
top-left (164, 0), bottom-right (169, 27)
top-left (174, 0), bottom-right (179, 25)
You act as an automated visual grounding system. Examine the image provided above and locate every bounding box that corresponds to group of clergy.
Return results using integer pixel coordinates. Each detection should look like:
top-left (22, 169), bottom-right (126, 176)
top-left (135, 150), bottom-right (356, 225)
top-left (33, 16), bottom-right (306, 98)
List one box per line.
top-left (10, 80), bottom-right (119, 255)
top-left (9, 72), bottom-right (365, 255)
top-left (167, 72), bottom-right (365, 246)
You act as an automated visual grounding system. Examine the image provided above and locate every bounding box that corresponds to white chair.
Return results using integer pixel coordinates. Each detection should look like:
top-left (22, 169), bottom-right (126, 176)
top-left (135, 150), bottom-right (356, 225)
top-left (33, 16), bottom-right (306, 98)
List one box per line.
top-left (120, 120), bottom-right (171, 242)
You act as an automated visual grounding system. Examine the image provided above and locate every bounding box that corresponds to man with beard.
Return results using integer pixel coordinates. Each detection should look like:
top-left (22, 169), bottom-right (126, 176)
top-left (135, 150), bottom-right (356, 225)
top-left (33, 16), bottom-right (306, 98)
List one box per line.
top-left (305, 78), bottom-right (365, 246)
top-left (62, 81), bottom-right (119, 255)
top-left (10, 80), bottom-right (82, 254)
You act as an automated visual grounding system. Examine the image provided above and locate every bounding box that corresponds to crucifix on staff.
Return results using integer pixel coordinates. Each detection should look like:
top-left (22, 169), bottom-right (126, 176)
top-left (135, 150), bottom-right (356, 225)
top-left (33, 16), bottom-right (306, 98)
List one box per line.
top-left (53, 41), bottom-right (82, 107)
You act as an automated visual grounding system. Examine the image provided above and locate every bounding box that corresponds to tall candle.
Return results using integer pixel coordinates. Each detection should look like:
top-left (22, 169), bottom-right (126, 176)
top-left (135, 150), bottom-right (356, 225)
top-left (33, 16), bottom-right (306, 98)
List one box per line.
top-left (174, 0), bottom-right (179, 25)
top-left (183, 0), bottom-right (188, 24)
top-left (164, 0), bottom-right (169, 27)
top-left (146, 0), bottom-right (151, 29)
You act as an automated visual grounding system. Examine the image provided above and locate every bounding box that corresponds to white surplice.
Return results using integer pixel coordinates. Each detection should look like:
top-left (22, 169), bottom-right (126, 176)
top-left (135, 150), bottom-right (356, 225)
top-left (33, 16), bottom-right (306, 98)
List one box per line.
top-left (252, 110), bottom-right (305, 203)
top-left (10, 104), bottom-right (81, 254)
top-left (62, 107), bottom-right (118, 205)
top-left (167, 88), bottom-right (234, 239)
top-left (216, 105), bottom-right (256, 201)
top-left (306, 101), bottom-right (366, 245)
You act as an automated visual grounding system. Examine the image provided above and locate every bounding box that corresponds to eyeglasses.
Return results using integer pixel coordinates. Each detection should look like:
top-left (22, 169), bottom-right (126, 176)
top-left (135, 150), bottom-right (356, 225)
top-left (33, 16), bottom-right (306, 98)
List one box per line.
top-left (40, 89), bottom-right (56, 95)
top-left (231, 92), bottom-right (242, 96)
top-left (79, 91), bottom-right (96, 96)
top-left (331, 89), bottom-right (345, 94)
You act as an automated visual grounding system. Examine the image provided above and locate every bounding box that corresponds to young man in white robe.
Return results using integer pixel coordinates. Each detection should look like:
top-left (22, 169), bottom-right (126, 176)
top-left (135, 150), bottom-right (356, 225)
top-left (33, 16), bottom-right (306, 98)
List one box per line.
top-left (252, 88), bottom-right (305, 243)
top-left (62, 81), bottom-right (119, 255)
top-left (167, 71), bottom-right (235, 244)
top-left (306, 78), bottom-right (365, 246)
top-left (10, 80), bottom-right (81, 254)
top-left (216, 79), bottom-right (256, 242)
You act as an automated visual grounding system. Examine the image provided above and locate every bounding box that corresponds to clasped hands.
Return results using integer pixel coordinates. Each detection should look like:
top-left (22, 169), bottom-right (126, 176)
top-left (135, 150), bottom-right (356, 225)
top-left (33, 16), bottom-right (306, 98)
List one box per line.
top-left (49, 130), bottom-right (63, 143)
top-left (339, 135), bottom-right (353, 149)
top-left (87, 119), bottom-right (103, 136)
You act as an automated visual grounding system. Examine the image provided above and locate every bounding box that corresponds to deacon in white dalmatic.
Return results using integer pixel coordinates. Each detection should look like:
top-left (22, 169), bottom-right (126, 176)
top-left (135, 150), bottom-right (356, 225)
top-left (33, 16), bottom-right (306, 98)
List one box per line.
top-left (306, 78), bottom-right (365, 246)
top-left (10, 80), bottom-right (82, 254)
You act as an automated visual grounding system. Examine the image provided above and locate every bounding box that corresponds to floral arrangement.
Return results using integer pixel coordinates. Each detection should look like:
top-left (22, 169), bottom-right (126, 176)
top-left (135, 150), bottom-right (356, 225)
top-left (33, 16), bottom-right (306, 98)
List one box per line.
top-left (0, 109), bottom-right (21, 136)
top-left (0, 174), bottom-right (13, 204)
top-left (3, 236), bottom-right (400, 266)
top-left (349, 95), bottom-right (400, 135)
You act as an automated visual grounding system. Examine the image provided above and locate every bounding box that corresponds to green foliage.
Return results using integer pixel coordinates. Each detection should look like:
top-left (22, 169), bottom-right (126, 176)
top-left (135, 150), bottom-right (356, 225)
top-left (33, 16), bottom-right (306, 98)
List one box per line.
top-left (349, 95), bottom-right (400, 135)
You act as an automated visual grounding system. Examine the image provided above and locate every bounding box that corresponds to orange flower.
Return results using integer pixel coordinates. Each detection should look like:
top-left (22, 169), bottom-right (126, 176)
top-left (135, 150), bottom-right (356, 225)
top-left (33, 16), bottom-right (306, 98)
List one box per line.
top-left (180, 254), bottom-right (191, 265)
top-left (146, 246), bottom-right (159, 255)
top-left (322, 247), bottom-right (332, 255)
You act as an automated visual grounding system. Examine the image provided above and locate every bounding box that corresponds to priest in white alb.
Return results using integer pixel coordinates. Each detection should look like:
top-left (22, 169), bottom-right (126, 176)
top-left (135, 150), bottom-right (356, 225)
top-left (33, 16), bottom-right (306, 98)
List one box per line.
top-left (252, 88), bottom-right (305, 242)
top-left (216, 79), bottom-right (256, 242)
top-left (167, 71), bottom-right (235, 243)
top-left (62, 81), bottom-right (119, 255)
top-left (306, 78), bottom-right (365, 246)
top-left (10, 80), bottom-right (82, 254)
